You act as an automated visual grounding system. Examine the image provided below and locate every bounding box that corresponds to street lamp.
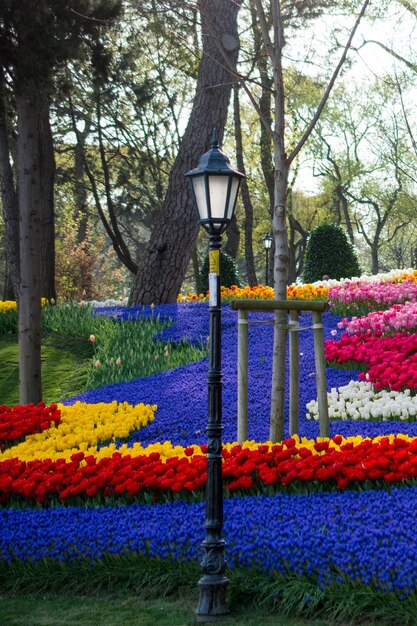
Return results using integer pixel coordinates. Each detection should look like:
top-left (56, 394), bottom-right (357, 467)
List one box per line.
top-left (262, 234), bottom-right (273, 286)
top-left (185, 130), bottom-right (244, 622)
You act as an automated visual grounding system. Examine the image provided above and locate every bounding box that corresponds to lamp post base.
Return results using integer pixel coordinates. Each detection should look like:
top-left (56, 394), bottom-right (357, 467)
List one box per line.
top-left (196, 575), bottom-right (229, 623)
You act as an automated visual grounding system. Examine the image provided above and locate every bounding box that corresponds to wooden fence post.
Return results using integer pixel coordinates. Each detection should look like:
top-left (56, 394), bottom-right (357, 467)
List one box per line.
top-left (289, 309), bottom-right (299, 436)
top-left (312, 310), bottom-right (329, 437)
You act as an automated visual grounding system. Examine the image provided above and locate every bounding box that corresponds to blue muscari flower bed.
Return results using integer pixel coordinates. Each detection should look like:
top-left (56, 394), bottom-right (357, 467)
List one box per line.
top-left (3, 302), bottom-right (417, 593)
top-left (2, 488), bottom-right (417, 593)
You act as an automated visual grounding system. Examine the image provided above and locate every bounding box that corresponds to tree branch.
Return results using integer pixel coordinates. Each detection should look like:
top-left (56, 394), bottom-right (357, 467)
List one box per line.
top-left (287, 0), bottom-right (370, 167)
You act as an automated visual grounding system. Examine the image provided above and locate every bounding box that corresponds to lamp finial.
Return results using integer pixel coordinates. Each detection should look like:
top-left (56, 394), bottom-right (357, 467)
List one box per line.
top-left (211, 128), bottom-right (219, 148)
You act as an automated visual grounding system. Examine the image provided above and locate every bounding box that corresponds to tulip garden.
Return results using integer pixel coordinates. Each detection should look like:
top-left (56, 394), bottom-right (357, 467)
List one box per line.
top-left (2, 269), bottom-right (417, 622)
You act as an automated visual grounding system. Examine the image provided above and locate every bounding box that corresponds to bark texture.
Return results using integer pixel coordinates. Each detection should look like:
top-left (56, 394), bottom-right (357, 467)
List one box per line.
top-left (128, 0), bottom-right (241, 305)
top-left (38, 98), bottom-right (56, 300)
top-left (223, 214), bottom-right (240, 259)
top-left (0, 74), bottom-right (19, 298)
top-left (17, 88), bottom-right (42, 404)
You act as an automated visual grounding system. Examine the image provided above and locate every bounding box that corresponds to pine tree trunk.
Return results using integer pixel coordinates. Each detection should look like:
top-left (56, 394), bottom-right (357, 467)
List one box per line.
top-left (38, 98), bottom-right (56, 301)
top-left (3, 264), bottom-right (15, 300)
top-left (0, 73), bottom-right (20, 299)
top-left (128, 0), bottom-right (241, 305)
top-left (16, 89), bottom-right (42, 405)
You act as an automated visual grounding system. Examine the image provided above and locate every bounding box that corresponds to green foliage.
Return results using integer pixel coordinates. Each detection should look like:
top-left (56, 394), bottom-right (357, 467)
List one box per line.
top-left (0, 0), bottom-right (123, 86)
top-left (200, 252), bottom-right (241, 294)
top-left (54, 213), bottom-right (129, 301)
top-left (0, 557), bottom-right (415, 625)
top-left (86, 312), bottom-right (206, 389)
top-left (302, 224), bottom-right (361, 283)
top-left (0, 336), bottom-right (92, 406)
top-left (0, 310), bottom-right (18, 336)
top-left (0, 303), bottom-right (207, 401)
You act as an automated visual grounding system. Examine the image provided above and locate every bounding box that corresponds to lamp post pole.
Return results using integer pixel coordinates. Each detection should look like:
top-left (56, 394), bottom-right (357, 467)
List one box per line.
top-left (265, 246), bottom-right (269, 286)
top-left (185, 130), bottom-right (244, 622)
top-left (197, 230), bottom-right (228, 619)
top-left (262, 234), bottom-right (273, 287)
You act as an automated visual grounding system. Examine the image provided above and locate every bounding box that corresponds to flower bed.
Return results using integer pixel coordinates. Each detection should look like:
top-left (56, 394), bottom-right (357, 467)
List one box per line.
top-left (4, 433), bottom-right (417, 507)
top-left (4, 271), bottom-right (417, 613)
top-left (307, 381), bottom-right (417, 421)
top-left (0, 402), bottom-right (61, 449)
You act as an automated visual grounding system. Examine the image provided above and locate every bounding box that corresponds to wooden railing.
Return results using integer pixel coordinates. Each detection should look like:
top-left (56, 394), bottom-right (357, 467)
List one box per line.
top-left (230, 299), bottom-right (330, 443)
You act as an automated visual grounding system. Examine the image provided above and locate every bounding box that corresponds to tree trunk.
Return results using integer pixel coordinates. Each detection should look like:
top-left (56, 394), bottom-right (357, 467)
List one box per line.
top-left (0, 73), bottom-right (20, 299)
top-left (250, 3), bottom-right (274, 215)
top-left (233, 83), bottom-right (257, 286)
top-left (73, 123), bottom-right (90, 244)
top-left (16, 88), bottom-right (42, 404)
top-left (38, 97), bottom-right (56, 301)
top-left (192, 246), bottom-right (203, 295)
top-left (269, 0), bottom-right (288, 442)
top-left (371, 245), bottom-right (379, 274)
top-left (270, 159), bottom-right (289, 442)
top-left (223, 214), bottom-right (240, 259)
top-left (336, 184), bottom-right (354, 244)
top-left (3, 264), bottom-right (15, 300)
top-left (128, 0), bottom-right (241, 305)
top-left (251, 0), bottom-right (369, 441)
top-left (287, 213), bottom-right (297, 285)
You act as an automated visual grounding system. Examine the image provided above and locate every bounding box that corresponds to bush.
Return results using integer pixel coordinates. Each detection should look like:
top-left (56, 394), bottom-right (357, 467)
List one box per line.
top-left (302, 224), bottom-right (361, 283)
top-left (200, 252), bottom-right (241, 294)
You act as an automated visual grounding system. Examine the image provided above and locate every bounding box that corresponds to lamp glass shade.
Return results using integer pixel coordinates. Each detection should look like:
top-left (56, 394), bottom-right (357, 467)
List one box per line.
top-left (226, 176), bottom-right (240, 220)
top-left (263, 234), bottom-right (273, 250)
top-left (191, 175), bottom-right (209, 222)
top-left (207, 175), bottom-right (230, 220)
top-left (185, 130), bottom-right (245, 234)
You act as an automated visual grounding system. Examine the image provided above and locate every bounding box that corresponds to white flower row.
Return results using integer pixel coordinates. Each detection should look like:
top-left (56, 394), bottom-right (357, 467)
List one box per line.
top-left (306, 380), bottom-right (417, 422)
top-left (86, 298), bottom-right (129, 307)
top-left (293, 268), bottom-right (416, 289)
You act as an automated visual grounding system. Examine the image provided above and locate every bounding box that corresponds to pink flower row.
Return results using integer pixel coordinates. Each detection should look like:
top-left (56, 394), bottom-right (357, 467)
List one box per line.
top-left (325, 331), bottom-right (417, 391)
top-left (329, 280), bottom-right (417, 308)
top-left (337, 301), bottom-right (417, 336)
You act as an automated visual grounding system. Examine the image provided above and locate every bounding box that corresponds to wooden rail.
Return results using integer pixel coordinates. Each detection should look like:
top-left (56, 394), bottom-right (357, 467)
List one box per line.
top-left (230, 299), bottom-right (330, 442)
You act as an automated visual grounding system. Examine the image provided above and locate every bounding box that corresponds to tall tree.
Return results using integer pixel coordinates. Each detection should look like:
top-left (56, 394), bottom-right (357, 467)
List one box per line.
top-left (0, 72), bottom-right (19, 299)
top-left (250, 0), bottom-right (369, 440)
top-left (54, 3), bottom-right (196, 281)
top-left (0, 0), bottom-right (122, 403)
top-left (128, 0), bottom-right (242, 305)
top-left (311, 79), bottom-right (415, 274)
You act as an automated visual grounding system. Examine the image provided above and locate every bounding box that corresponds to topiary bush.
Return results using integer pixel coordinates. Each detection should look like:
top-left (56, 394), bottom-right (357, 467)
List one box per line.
top-left (200, 252), bottom-right (241, 294)
top-left (302, 223), bottom-right (361, 283)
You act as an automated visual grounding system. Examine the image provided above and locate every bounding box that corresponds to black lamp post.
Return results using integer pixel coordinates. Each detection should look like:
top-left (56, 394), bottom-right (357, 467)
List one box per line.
top-left (262, 234), bottom-right (273, 286)
top-left (185, 130), bottom-right (244, 622)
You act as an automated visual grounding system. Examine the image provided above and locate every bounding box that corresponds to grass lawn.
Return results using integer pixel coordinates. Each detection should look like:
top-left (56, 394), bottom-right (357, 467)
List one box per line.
top-left (0, 592), bottom-right (374, 625)
top-left (0, 335), bottom-right (92, 406)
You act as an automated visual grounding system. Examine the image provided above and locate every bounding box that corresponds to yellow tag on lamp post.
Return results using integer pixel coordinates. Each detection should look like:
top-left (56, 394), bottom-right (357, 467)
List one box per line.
top-left (208, 249), bottom-right (220, 307)
top-left (209, 249), bottom-right (220, 275)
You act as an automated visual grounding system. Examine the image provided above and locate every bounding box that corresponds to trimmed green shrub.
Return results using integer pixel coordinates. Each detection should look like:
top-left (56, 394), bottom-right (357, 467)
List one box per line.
top-left (200, 252), bottom-right (241, 294)
top-left (302, 224), bottom-right (361, 283)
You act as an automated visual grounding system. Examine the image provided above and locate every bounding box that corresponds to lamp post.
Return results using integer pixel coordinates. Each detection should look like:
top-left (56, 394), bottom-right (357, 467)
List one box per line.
top-left (262, 234), bottom-right (273, 286)
top-left (185, 130), bottom-right (244, 622)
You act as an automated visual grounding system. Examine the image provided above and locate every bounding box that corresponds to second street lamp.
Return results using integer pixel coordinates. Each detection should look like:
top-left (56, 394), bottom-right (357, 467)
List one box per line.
top-left (185, 130), bottom-right (244, 622)
top-left (262, 234), bottom-right (273, 286)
